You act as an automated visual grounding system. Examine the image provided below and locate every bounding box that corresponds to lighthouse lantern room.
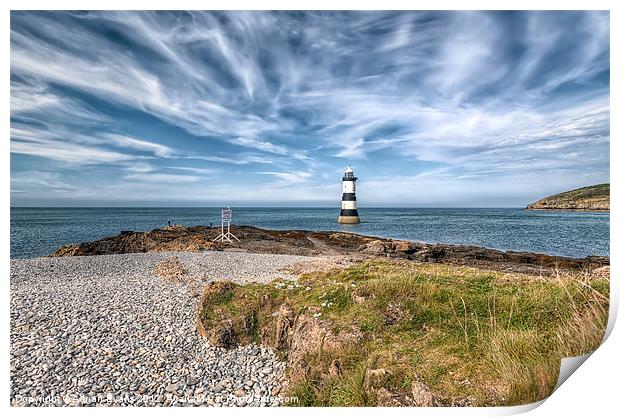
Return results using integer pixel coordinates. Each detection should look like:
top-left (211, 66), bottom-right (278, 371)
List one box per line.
top-left (338, 165), bottom-right (361, 224)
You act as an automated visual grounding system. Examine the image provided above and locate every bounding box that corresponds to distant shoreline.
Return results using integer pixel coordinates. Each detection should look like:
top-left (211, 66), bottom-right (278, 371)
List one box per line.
top-left (526, 208), bottom-right (609, 212)
top-left (526, 183), bottom-right (609, 212)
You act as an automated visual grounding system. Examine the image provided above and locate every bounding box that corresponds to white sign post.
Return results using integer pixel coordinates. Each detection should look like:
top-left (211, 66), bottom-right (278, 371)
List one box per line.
top-left (213, 207), bottom-right (239, 243)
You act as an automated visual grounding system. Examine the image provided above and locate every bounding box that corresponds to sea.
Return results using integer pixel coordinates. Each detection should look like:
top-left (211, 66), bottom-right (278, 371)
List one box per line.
top-left (10, 207), bottom-right (609, 259)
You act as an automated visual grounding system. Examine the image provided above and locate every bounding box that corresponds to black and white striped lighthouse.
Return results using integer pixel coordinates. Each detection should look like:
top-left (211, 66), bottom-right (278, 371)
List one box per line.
top-left (338, 165), bottom-right (360, 224)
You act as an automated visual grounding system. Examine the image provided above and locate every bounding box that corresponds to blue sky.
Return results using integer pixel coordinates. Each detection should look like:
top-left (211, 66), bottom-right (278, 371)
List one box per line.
top-left (10, 11), bottom-right (609, 207)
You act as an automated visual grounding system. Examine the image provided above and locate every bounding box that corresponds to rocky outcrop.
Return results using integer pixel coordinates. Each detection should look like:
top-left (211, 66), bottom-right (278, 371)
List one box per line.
top-left (285, 310), bottom-right (333, 380)
top-left (527, 183), bottom-right (609, 212)
top-left (50, 227), bottom-right (218, 257)
top-left (356, 239), bottom-right (608, 274)
top-left (49, 226), bottom-right (608, 275)
top-left (273, 304), bottom-right (296, 351)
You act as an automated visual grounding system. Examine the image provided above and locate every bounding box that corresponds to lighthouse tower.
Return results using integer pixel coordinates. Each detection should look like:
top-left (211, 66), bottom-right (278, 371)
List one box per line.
top-left (338, 165), bottom-right (360, 224)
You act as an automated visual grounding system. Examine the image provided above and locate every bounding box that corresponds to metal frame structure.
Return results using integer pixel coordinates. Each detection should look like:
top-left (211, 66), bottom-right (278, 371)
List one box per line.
top-left (213, 208), bottom-right (239, 243)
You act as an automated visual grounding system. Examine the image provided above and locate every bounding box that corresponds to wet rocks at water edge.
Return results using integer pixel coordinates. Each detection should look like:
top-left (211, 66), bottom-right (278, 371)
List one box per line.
top-left (10, 252), bottom-right (310, 406)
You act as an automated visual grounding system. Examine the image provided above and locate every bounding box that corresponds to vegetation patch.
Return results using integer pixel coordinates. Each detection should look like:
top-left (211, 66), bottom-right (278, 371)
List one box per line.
top-left (197, 260), bottom-right (609, 406)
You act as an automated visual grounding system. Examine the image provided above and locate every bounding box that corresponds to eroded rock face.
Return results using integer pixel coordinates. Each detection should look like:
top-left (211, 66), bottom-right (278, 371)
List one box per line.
top-left (356, 238), bottom-right (609, 274)
top-left (274, 304), bottom-right (296, 350)
top-left (286, 313), bottom-right (364, 371)
top-left (393, 240), bottom-right (415, 253)
top-left (376, 388), bottom-right (403, 407)
top-left (287, 311), bottom-right (331, 379)
top-left (358, 240), bottom-right (416, 256)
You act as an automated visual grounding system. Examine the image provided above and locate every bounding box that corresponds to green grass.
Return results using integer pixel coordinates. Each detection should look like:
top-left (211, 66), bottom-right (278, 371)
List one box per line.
top-left (199, 260), bottom-right (609, 406)
top-left (546, 183), bottom-right (609, 202)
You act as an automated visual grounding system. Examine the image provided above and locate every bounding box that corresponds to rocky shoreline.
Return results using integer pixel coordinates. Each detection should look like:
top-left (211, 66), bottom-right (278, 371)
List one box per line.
top-left (50, 225), bottom-right (609, 275)
top-left (526, 207), bottom-right (609, 212)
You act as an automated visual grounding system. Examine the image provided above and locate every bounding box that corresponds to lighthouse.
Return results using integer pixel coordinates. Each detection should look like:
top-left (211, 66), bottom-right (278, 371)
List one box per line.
top-left (338, 165), bottom-right (360, 224)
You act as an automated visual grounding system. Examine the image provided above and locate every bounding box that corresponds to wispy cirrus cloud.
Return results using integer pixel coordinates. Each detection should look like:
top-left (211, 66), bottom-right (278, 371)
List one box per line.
top-left (10, 11), bottom-right (609, 206)
top-left (258, 170), bottom-right (314, 184)
top-left (10, 126), bottom-right (136, 165)
top-left (123, 173), bottom-right (203, 183)
top-left (104, 134), bottom-right (174, 158)
top-left (231, 136), bottom-right (290, 155)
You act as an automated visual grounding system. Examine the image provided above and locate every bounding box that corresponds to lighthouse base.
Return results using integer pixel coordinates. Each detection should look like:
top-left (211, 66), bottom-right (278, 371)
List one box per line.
top-left (338, 215), bottom-right (360, 224)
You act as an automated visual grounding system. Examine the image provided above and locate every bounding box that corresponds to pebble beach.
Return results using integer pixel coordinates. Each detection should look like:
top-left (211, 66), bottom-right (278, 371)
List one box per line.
top-left (10, 251), bottom-right (312, 407)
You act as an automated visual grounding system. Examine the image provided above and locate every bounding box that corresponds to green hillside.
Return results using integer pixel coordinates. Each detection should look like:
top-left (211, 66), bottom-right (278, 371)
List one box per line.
top-left (527, 184), bottom-right (609, 211)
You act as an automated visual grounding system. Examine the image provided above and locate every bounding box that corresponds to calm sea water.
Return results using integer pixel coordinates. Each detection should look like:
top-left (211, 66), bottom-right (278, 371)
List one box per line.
top-left (10, 207), bottom-right (609, 259)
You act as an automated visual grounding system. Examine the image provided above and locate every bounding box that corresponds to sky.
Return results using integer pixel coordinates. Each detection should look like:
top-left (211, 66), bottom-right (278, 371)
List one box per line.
top-left (10, 11), bottom-right (610, 207)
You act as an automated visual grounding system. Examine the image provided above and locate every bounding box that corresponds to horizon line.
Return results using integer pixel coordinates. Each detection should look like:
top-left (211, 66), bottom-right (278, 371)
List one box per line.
top-left (11, 205), bottom-right (528, 209)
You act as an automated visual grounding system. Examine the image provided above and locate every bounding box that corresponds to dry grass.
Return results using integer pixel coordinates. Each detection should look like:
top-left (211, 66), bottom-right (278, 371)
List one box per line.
top-left (484, 268), bottom-right (609, 403)
top-left (199, 259), bottom-right (609, 406)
